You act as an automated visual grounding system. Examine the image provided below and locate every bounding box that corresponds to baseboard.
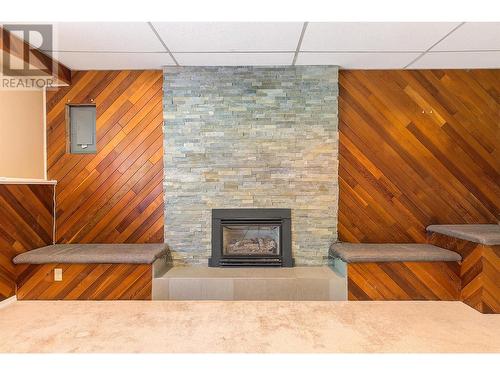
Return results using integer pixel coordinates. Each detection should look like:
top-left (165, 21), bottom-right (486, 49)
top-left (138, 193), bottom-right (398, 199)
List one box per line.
top-left (0, 295), bottom-right (17, 309)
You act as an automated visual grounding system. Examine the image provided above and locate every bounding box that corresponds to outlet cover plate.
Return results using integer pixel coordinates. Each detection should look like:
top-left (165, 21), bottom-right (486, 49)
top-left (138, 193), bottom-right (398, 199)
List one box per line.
top-left (54, 268), bottom-right (63, 281)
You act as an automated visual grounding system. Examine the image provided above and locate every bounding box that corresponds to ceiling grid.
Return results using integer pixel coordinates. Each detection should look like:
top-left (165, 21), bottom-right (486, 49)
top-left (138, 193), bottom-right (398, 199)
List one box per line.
top-left (9, 22), bottom-right (499, 69)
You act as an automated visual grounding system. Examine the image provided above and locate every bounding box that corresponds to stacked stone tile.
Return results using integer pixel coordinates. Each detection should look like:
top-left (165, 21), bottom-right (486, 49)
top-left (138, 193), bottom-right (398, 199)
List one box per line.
top-left (163, 66), bottom-right (339, 265)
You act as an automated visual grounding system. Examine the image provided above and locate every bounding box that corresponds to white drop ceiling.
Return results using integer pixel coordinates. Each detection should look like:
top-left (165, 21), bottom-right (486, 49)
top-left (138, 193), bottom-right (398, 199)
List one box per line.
top-left (153, 22), bottom-right (303, 52)
top-left (16, 22), bottom-right (500, 70)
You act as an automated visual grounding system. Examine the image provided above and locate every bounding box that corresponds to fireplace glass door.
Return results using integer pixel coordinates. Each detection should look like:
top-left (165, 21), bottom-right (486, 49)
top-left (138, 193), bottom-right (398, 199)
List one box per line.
top-left (222, 223), bottom-right (280, 256)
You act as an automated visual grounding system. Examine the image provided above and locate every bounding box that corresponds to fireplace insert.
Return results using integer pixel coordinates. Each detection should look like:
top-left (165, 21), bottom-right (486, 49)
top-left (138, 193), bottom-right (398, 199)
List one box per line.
top-left (209, 208), bottom-right (293, 267)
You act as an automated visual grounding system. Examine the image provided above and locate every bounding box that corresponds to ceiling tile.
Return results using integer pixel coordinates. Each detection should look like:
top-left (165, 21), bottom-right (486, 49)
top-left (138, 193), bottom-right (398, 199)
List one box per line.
top-left (410, 51), bottom-right (500, 69)
top-left (152, 22), bottom-right (303, 52)
top-left (53, 52), bottom-right (175, 70)
top-left (431, 22), bottom-right (500, 51)
top-left (50, 22), bottom-right (165, 52)
top-left (295, 52), bottom-right (419, 69)
top-left (301, 22), bottom-right (460, 52)
top-left (173, 53), bottom-right (294, 66)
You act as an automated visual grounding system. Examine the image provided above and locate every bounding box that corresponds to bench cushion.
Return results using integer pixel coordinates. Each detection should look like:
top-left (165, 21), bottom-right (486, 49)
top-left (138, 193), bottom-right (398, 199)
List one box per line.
top-left (13, 244), bottom-right (170, 265)
top-left (427, 224), bottom-right (500, 245)
top-left (329, 243), bottom-right (461, 263)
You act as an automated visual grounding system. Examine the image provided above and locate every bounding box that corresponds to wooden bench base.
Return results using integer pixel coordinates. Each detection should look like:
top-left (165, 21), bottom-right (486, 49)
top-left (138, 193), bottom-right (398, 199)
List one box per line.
top-left (16, 263), bottom-right (153, 300)
top-left (347, 261), bottom-right (461, 301)
top-left (429, 233), bottom-right (500, 314)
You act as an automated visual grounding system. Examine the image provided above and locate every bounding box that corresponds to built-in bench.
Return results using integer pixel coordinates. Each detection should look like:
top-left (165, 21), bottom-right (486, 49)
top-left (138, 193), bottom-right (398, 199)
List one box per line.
top-left (427, 224), bottom-right (499, 314)
top-left (329, 243), bottom-right (462, 302)
top-left (13, 244), bottom-right (171, 300)
top-left (427, 224), bottom-right (500, 246)
top-left (330, 243), bottom-right (461, 263)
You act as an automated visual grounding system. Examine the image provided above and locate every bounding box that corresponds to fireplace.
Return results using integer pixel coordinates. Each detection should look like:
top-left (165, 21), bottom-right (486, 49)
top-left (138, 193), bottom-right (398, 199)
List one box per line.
top-left (209, 208), bottom-right (294, 267)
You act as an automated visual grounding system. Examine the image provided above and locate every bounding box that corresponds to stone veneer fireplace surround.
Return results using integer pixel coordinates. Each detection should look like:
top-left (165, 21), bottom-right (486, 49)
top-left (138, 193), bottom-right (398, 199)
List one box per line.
top-left (163, 66), bottom-right (339, 265)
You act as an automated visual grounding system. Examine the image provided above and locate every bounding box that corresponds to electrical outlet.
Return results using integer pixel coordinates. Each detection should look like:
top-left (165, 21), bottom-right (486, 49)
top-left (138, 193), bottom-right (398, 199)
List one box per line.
top-left (54, 268), bottom-right (63, 281)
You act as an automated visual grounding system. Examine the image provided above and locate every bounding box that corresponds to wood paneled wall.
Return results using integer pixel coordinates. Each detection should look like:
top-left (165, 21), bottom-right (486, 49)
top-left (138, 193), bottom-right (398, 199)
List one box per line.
top-left (0, 184), bottom-right (54, 300)
top-left (46, 70), bottom-right (164, 244)
top-left (338, 69), bottom-right (499, 243)
top-left (16, 263), bottom-right (152, 300)
top-left (429, 233), bottom-right (499, 313)
top-left (347, 261), bottom-right (461, 301)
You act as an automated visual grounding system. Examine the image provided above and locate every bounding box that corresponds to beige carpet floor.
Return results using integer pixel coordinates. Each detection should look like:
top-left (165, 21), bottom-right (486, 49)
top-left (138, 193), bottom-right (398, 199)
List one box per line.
top-left (0, 300), bottom-right (499, 353)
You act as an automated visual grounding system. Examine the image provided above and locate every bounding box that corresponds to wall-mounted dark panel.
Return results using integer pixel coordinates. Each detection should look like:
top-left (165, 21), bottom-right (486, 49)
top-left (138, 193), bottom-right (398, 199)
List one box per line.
top-left (68, 105), bottom-right (97, 154)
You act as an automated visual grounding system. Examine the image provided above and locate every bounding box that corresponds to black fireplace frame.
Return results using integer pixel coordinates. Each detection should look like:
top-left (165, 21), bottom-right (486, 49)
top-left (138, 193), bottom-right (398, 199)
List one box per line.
top-left (209, 208), bottom-right (294, 267)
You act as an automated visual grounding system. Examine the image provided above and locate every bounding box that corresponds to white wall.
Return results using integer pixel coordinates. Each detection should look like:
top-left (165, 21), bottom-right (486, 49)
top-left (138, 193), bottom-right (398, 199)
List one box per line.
top-left (0, 89), bottom-right (46, 179)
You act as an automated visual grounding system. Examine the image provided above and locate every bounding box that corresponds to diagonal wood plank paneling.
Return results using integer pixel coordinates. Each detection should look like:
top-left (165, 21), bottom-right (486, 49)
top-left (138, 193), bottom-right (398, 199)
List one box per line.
top-left (429, 232), bottom-right (499, 313)
top-left (16, 263), bottom-right (152, 300)
top-left (0, 184), bottom-right (54, 300)
top-left (46, 70), bottom-right (164, 245)
top-left (347, 261), bottom-right (461, 301)
top-left (338, 69), bottom-right (500, 244)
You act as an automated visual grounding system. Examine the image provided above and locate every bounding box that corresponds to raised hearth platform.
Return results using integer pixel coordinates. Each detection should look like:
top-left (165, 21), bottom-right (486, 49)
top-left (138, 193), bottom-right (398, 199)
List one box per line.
top-left (153, 266), bottom-right (347, 301)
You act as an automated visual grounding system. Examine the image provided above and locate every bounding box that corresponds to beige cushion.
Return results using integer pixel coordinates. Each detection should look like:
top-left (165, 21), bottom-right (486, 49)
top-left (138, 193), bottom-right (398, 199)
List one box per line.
top-left (427, 224), bottom-right (500, 245)
top-left (329, 243), bottom-right (461, 263)
top-left (13, 244), bottom-right (170, 265)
